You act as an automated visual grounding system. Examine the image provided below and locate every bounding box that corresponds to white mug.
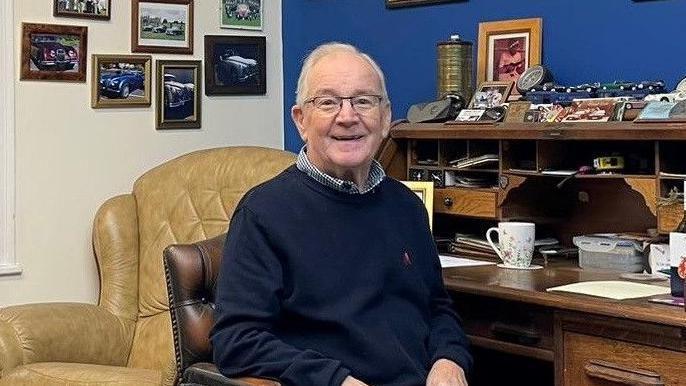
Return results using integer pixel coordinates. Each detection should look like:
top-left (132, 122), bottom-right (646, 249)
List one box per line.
top-left (486, 222), bottom-right (535, 268)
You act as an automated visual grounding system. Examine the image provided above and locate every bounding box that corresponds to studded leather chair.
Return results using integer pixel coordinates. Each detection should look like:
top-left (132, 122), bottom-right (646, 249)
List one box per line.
top-left (0, 147), bottom-right (295, 386)
top-left (164, 234), bottom-right (280, 386)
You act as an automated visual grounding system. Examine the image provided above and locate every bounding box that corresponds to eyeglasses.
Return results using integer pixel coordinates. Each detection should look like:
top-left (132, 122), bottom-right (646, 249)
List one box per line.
top-left (304, 95), bottom-right (384, 115)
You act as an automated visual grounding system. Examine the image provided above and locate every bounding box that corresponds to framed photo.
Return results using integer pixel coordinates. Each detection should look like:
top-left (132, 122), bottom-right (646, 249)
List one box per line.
top-left (20, 23), bottom-right (87, 82)
top-left (221, 0), bottom-right (263, 30)
top-left (156, 60), bottom-right (202, 129)
top-left (53, 0), bottom-right (111, 20)
top-left (469, 81), bottom-right (513, 109)
top-left (385, 0), bottom-right (464, 8)
top-left (131, 0), bottom-right (193, 54)
top-left (401, 181), bottom-right (434, 231)
top-left (204, 35), bottom-right (266, 95)
top-left (91, 54), bottom-right (152, 108)
top-left (477, 18), bottom-right (542, 93)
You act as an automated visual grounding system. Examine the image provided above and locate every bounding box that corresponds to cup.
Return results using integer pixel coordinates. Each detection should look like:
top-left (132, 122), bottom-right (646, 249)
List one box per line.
top-left (486, 222), bottom-right (535, 268)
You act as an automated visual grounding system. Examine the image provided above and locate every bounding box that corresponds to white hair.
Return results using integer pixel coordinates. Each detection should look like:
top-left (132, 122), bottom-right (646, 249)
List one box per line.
top-left (295, 42), bottom-right (389, 107)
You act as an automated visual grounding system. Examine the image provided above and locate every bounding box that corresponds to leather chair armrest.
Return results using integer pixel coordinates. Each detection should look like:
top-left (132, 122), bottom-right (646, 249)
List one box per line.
top-left (0, 302), bottom-right (135, 374)
top-left (181, 363), bottom-right (280, 386)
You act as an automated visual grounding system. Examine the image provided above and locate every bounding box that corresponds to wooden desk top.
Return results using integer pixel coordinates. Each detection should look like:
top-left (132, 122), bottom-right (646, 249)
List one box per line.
top-left (442, 262), bottom-right (686, 328)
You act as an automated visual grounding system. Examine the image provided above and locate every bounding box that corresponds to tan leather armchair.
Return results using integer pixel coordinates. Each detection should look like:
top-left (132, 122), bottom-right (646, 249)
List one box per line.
top-left (0, 147), bottom-right (295, 386)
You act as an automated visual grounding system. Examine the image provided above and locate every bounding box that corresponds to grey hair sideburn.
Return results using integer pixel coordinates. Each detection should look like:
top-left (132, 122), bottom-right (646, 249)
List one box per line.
top-left (295, 42), bottom-right (389, 107)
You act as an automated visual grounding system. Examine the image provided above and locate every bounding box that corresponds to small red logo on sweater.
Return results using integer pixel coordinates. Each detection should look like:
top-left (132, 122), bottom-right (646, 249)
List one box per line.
top-left (402, 251), bottom-right (412, 266)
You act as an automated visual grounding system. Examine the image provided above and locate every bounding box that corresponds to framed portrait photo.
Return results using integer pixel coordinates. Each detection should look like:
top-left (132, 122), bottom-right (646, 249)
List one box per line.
top-left (221, 0), bottom-right (263, 30)
top-left (385, 0), bottom-right (465, 8)
top-left (204, 35), bottom-right (266, 96)
top-left (469, 81), bottom-right (513, 109)
top-left (156, 60), bottom-right (202, 129)
top-left (131, 0), bottom-right (194, 54)
top-left (53, 0), bottom-right (111, 20)
top-left (91, 54), bottom-right (152, 108)
top-left (400, 181), bottom-right (434, 231)
top-left (477, 18), bottom-right (542, 94)
top-left (20, 23), bottom-right (87, 82)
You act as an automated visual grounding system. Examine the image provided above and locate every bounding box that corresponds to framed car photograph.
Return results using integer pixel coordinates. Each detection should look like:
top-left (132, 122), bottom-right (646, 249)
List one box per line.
top-left (156, 60), bottom-right (202, 129)
top-left (221, 0), bottom-right (262, 30)
top-left (54, 0), bottom-right (111, 20)
top-left (204, 35), bottom-right (265, 95)
top-left (385, 0), bottom-right (464, 8)
top-left (477, 18), bottom-right (542, 94)
top-left (469, 81), bottom-right (513, 109)
top-left (132, 0), bottom-right (193, 54)
top-left (20, 23), bottom-right (87, 82)
top-left (91, 54), bottom-right (152, 108)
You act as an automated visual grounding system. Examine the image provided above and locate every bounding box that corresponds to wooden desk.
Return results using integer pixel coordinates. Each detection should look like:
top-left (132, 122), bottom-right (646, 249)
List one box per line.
top-left (443, 262), bottom-right (686, 386)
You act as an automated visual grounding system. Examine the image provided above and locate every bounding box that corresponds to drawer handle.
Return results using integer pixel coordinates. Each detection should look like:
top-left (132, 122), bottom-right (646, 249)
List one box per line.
top-left (584, 359), bottom-right (664, 386)
top-left (490, 322), bottom-right (541, 346)
top-left (443, 197), bottom-right (453, 208)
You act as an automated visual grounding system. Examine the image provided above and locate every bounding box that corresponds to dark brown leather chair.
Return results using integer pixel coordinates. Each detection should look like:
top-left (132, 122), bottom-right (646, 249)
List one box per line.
top-left (163, 234), bottom-right (280, 386)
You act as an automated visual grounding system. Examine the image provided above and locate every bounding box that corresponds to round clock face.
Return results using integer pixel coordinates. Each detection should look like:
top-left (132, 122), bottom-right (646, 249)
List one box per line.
top-left (676, 76), bottom-right (686, 92)
top-left (517, 66), bottom-right (546, 93)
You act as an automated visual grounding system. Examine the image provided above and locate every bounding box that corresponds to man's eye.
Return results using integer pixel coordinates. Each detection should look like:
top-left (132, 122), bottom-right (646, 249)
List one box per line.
top-left (317, 98), bottom-right (338, 106)
top-left (353, 97), bottom-right (375, 106)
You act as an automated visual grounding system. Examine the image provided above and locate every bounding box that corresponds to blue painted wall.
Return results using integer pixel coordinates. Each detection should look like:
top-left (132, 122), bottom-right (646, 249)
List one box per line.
top-left (282, 0), bottom-right (686, 152)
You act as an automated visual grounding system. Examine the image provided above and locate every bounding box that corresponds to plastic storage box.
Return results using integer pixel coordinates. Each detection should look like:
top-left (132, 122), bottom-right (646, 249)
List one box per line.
top-left (572, 234), bottom-right (646, 272)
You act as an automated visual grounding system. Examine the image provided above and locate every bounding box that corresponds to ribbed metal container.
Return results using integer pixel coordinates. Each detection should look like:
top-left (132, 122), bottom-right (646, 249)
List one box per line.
top-left (437, 35), bottom-right (473, 102)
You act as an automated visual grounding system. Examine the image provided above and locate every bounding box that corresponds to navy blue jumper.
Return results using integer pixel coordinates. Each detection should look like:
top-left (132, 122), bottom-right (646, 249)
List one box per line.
top-left (211, 165), bottom-right (472, 386)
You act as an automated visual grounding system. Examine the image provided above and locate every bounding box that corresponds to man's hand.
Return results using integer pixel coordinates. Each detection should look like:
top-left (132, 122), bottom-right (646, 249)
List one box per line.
top-left (342, 375), bottom-right (369, 386)
top-left (426, 358), bottom-right (468, 386)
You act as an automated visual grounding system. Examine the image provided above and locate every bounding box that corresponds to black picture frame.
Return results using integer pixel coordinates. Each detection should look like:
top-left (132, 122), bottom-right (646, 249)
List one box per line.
top-left (156, 60), bottom-right (202, 129)
top-left (204, 35), bottom-right (266, 95)
top-left (53, 0), bottom-right (112, 20)
top-left (385, 0), bottom-right (465, 8)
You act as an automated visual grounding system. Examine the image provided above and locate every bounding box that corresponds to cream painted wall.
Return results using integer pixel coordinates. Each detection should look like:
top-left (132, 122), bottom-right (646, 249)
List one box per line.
top-left (0, 0), bottom-right (284, 305)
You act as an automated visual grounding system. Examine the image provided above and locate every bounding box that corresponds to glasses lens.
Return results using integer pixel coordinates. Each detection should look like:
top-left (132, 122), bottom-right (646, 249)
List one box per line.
top-left (351, 95), bottom-right (379, 111)
top-left (313, 96), bottom-right (341, 113)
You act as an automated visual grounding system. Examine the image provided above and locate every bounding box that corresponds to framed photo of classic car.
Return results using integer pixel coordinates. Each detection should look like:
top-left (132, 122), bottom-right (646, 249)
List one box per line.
top-left (54, 0), bottom-right (111, 20)
top-left (131, 0), bottom-right (194, 54)
top-left (91, 54), bottom-right (152, 108)
top-left (221, 0), bottom-right (263, 30)
top-left (156, 60), bottom-right (202, 129)
top-left (204, 35), bottom-right (265, 95)
top-left (385, 0), bottom-right (464, 8)
top-left (20, 23), bottom-right (87, 82)
top-left (477, 18), bottom-right (542, 94)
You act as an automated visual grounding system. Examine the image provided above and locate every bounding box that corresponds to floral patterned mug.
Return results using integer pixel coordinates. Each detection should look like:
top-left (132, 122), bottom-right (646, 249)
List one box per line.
top-left (486, 222), bottom-right (535, 268)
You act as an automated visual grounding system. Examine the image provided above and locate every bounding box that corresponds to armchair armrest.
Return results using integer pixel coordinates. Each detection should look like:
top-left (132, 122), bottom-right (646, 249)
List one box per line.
top-left (0, 302), bottom-right (135, 374)
top-left (181, 363), bottom-right (280, 386)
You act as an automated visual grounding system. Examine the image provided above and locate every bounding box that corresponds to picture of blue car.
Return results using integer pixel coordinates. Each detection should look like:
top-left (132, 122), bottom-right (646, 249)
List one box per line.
top-left (100, 68), bottom-right (145, 99)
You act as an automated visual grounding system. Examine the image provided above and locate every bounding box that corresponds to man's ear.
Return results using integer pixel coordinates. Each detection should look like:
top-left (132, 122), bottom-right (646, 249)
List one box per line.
top-left (381, 104), bottom-right (392, 138)
top-left (291, 104), bottom-right (308, 142)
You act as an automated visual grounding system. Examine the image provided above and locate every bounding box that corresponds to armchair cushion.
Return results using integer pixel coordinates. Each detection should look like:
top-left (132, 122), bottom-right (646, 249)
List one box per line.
top-left (0, 363), bottom-right (161, 386)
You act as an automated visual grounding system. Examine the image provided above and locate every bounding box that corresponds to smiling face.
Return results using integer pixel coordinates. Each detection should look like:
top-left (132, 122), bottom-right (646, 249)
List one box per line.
top-left (291, 51), bottom-right (391, 186)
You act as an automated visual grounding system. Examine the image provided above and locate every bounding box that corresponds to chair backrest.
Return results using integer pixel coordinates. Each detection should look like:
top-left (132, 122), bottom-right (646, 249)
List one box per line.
top-left (163, 233), bottom-right (226, 378)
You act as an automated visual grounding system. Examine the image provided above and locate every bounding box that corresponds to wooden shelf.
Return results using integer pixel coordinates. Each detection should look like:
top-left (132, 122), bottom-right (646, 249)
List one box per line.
top-left (391, 121), bottom-right (686, 140)
top-left (503, 170), bottom-right (656, 179)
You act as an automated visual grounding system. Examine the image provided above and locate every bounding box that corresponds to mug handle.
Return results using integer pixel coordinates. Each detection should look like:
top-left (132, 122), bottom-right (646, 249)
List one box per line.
top-left (486, 227), bottom-right (504, 261)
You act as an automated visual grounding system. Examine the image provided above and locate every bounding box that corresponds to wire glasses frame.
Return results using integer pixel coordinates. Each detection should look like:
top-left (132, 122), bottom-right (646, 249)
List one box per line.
top-left (304, 95), bottom-right (384, 115)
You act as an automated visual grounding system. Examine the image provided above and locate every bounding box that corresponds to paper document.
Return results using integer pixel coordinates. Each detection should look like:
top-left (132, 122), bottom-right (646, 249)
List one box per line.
top-left (439, 255), bottom-right (496, 268)
top-left (546, 280), bottom-right (670, 300)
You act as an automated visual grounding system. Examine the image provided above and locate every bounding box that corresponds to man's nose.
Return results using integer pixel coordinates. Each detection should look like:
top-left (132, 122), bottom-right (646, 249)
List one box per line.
top-left (335, 99), bottom-right (359, 123)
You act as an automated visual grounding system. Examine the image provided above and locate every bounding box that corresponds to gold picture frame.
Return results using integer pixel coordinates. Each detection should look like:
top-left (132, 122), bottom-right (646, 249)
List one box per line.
top-left (477, 18), bottom-right (542, 93)
top-left (401, 181), bottom-right (434, 231)
top-left (91, 54), bottom-right (152, 108)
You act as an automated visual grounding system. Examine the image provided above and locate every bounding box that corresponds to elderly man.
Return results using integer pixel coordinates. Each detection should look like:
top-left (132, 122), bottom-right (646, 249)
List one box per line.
top-left (211, 42), bottom-right (472, 386)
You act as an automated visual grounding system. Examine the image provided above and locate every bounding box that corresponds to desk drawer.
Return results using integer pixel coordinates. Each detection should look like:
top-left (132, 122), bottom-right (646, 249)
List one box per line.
top-left (563, 332), bottom-right (686, 386)
top-left (451, 294), bottom-right (553, 360)
top-left (434, 188), bottom-right (497, 218)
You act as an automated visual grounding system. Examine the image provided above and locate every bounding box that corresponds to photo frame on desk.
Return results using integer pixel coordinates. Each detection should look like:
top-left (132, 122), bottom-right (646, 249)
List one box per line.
top-left (401, 181), bottom-right (434, 231)
top-left (469, 81), bottom-right (513, 109)
top-left (477, 18), bottom-right (542, 94)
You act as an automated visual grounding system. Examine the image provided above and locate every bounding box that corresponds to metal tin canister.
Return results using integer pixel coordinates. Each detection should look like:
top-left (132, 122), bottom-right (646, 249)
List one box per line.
top-left (437, 35), bottom-right (473, 102)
